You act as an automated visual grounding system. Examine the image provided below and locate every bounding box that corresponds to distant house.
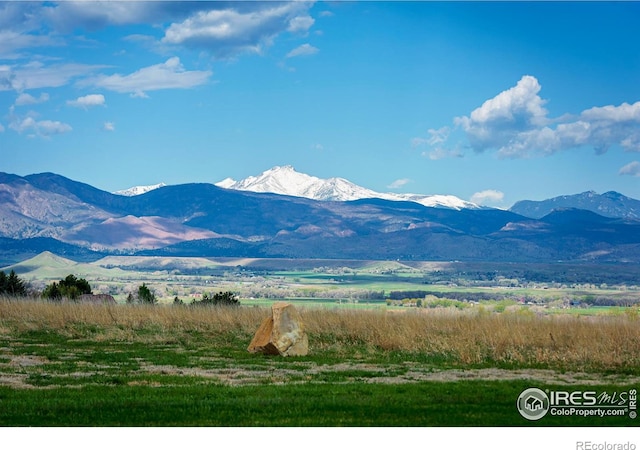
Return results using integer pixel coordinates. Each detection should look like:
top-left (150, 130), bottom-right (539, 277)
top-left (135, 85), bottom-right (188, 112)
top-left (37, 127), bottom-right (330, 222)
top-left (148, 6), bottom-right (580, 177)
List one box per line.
top-left (78, 294), bottom-right (116, 304)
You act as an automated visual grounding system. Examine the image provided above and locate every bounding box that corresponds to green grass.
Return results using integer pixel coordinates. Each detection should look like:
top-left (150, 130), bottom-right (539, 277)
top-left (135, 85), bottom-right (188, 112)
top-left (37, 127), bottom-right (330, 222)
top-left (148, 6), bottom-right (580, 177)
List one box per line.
top-left (2, 300), bottom-right (639, 426)
top-left (0, 381), bottom-right (636, 426)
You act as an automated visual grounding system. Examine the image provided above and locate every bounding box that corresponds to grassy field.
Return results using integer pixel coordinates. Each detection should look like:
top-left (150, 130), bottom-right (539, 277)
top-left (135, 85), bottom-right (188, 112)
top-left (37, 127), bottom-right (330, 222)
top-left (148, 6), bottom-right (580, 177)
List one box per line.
top-left (1, 299), bottom-right (639, 426)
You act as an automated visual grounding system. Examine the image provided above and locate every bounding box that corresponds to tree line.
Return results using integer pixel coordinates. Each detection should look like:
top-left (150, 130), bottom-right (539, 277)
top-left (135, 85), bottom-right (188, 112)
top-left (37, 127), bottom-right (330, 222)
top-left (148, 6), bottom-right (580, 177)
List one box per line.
top-left (0, 270), bottom-right (239, 306)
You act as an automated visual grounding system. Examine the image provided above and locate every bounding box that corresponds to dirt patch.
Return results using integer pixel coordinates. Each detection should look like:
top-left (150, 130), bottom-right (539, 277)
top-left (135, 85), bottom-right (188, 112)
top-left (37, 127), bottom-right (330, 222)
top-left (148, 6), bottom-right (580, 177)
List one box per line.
top-left (8, 354), bottom-right (49, 368)
top-left (134, 361), bottom-right (640, 387)
top-left (1, 351), bottom-right (638, 389)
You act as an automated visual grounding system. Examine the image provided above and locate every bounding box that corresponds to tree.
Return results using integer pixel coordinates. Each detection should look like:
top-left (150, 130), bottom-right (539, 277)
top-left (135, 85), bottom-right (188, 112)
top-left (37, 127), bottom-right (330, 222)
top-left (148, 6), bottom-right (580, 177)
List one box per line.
top-left (193, 291), bottom-right (239, 307)
top-left (0, 270), bottom-right (28, 297)
top-left (137, 283), bottom-right (156, 304)
top-left (42, 274), bottom-right (91, 301)
top-left (0, 271), bottom-right (6, 294)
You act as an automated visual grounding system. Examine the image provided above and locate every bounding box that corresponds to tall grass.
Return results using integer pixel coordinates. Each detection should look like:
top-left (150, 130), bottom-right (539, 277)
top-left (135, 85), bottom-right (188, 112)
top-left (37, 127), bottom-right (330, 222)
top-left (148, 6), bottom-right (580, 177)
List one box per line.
top-left (1, 297), bottom-right (639, 372)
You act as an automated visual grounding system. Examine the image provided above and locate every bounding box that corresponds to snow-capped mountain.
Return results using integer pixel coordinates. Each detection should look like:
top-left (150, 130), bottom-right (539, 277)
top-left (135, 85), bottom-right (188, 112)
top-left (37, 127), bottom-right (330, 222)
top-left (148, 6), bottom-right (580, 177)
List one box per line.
top-left (113, 183), bottom-right (166, 197)
top-left (216, 165), bottom-right (480, 210)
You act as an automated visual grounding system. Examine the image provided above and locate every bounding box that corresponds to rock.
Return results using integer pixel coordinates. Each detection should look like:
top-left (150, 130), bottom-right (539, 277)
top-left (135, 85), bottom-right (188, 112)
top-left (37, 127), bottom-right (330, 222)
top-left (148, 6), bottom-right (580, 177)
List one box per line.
top-left (77, 294), bottom-right (116, 304)
top-left (248, 302), bottom-right (308, 356)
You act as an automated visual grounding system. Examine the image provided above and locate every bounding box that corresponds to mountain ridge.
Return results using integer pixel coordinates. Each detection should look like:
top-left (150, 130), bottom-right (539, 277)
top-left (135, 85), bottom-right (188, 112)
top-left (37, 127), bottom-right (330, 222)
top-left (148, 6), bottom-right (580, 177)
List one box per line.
top-left (510, 190), bottom-right (640, 219)
top-left (215, 165), bottom-right (481, 210)
top-left (2, 170), bottom-right (640, 264)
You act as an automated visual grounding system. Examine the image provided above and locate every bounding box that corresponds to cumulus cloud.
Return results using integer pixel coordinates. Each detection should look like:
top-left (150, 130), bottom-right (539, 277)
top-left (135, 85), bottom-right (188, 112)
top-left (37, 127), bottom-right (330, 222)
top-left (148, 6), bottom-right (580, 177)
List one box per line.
top-left (619, 161), bottom-right (640, 177)
top-left (89, 57), bottom-right (211, 97)
top-left (470, 190), bottom-right (505, 206)
top-left (15, 92), bottom-right (49, 106)
top-left (454, 75), bottom-right (548, 154)
top-left (421, 75), bottom-right (640, 159)
top-left (161, 3), bottom-right (313, 58)
top-left (286, 43), bottom-right (319, 58)
top-left (387, 178), bottom-right (412, 189)
top-left (67, 93), bottom-right (105, 109)
top-left (103, 121), bottom-right (115, 132)
top-left (10, 115), bottom-right (72, 138)
top-left (287, 15), bottom-right (315, 34)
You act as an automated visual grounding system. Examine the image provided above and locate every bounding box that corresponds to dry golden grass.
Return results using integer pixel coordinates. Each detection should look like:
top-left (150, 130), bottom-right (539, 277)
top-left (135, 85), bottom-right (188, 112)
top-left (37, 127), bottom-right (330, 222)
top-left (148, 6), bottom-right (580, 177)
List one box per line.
top-left (1, 298), bottom-right (639, 372)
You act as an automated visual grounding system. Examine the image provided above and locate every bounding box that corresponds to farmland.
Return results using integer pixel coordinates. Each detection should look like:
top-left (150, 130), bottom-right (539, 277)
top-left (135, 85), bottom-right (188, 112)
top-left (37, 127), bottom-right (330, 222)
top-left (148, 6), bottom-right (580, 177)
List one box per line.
top-left (1, 254), bottom-right (640, 427)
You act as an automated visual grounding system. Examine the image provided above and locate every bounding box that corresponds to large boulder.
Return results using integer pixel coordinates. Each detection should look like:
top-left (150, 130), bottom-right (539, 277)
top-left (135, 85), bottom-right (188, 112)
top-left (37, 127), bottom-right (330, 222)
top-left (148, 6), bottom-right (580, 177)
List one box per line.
top-left (248, 302), bottom-right (308, 356)
top-left (78, 294), bottom-right (116, 304)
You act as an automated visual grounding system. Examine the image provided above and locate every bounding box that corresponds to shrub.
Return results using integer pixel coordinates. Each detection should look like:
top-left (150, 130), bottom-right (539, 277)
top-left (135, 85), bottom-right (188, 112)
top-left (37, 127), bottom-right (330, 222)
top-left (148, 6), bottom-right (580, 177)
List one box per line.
top-left (192, 291), bottom-right (239, 307)
top-left (42, 274), bottom-right (91, 301)
top-left (137, 284), bottom-right (156, 304)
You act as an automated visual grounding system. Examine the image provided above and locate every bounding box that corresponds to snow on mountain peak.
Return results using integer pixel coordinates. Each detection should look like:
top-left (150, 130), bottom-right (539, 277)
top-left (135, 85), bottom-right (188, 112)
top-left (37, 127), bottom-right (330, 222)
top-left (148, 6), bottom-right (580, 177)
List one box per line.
top-left (113, 182), bottom-right (166, 196)
top-left (215, 166), bottom-right (480, 210)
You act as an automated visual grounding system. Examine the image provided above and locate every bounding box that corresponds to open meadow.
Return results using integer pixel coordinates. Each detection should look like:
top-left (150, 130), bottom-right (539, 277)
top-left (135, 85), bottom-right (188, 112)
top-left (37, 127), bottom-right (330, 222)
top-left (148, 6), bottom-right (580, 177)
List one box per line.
top-left (2, 255), bottom-right (640, 426)
top-left (1, 297), bottom-right (639, 426)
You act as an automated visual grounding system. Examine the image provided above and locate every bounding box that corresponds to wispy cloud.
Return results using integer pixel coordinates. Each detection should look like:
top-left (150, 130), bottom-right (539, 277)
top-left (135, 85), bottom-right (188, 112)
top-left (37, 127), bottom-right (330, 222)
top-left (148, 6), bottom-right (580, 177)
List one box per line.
top-left (161, 3), bottom-right (313, 58)
top-left (419, 75), bottom-right (640, 159)
top-left (286, 43), bottom-right (319, 58)
top-left (0, 61), bottom-right (108, 92)
top-left (67, 93), bottom-right (105, 109)
top-left (619, 161), bottom-right (640, 177)
top-left (103, 121), bottom-right (115, 132)
top-left (387, 178), bottom-right (412, 189)
top-left (88, 57), bottom-right (211, 98)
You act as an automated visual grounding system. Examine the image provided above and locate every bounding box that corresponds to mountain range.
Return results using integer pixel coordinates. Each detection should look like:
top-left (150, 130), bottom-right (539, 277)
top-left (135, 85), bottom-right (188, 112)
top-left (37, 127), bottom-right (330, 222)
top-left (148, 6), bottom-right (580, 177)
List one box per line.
top-left (2, 169), bottom-right (640, 264)
top-left (510, 190), bottom-right (640, 219)
top-left (213, 165), bottom-right (480, 210)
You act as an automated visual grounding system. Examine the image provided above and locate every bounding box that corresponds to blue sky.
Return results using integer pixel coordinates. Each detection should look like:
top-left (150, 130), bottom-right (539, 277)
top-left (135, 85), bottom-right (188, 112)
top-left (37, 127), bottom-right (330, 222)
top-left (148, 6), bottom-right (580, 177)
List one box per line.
top-left (1, 1), bottom-right (640, 207)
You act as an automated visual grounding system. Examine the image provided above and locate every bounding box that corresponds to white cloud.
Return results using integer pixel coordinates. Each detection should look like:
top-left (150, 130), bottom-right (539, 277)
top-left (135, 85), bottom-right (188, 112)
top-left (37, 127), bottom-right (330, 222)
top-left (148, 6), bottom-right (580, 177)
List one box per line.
top-left (161, 3), bottom-right (313, 58)
top-left (287, 15), bottom-right (315, 34)
top-left (89, 57), bottom-right (211, 97)
top-left (67, 93), bottom-right (106, 109)
top-left (10, 115), bottom-right (72, 138)
top-left (387, 178), bottom-right (412, 189)
top-left (0, 61), bottom-right (108, 91)
top-left (619, 161), bottom-right (640, 177)
top-left (413, 128), bottom-right (451, 148)
top-left (103, 121), bottom-right (115, 132)
top-left (470, 190), bottom-right (505, 206)
top-left (423, 146), bottom-right (463, 160)
top-left (286, 43), bottom-right (319, 58)
top-left (0, 30), bottom-right (63, 57)
top-left (15, 92), bottom-right (49, 106)
top-left (454, 75), bottom-right (548, 154)
top-left (41, 2), bottom-right (197, 32)
top-left (426, 75), bottom-right (640, 159)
